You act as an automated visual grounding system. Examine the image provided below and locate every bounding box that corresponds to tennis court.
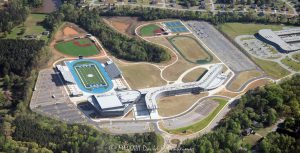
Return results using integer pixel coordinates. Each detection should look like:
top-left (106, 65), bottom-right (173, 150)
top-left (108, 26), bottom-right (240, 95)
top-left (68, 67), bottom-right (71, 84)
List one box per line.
top-left (163, 21), bottom-right (189, 33)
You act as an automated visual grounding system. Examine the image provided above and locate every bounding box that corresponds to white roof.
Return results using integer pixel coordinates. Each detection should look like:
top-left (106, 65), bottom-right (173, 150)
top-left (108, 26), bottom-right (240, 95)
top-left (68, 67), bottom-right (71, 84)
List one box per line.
top-left (144, 64), bottom-right (224, 110)
top-left (274, 28), bottom-right (300, 36)
top-left (94, 93), bottom-right (123, 109)
top-left (56, 65), bottom-right (76, 83)
top-left (258, 29), bottom-right (300, 51)
top-left (117, 90), bottom-right (141, 103)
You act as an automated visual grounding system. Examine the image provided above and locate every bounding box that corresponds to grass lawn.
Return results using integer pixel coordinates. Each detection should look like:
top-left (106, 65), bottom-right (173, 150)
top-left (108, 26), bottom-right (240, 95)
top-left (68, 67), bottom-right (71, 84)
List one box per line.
top-left (182, 68), bottom-right (207, 83)
top-left (292, 53), bottom-right (300, 62)
top-left (256, 126), bottom-right (274, 137)
top-left (168, 35), bottom-right (213, 64)
top-left (117, 63), bottom-right (166, 89)
top-left (281, 57), bottom-right (300, 71)
top-left (242, 134), bottom-right (262, 146)
top-left (156, 134), bottom-right (164, 149)
top-left (166, 98), bottom-right (228, 134)
top-left (55, 38), bottom-right (99, 57)
top-left (139, 24), bottom-right (161, 36)
top-left (162, 58), bottom-right (197, 81)
top-left (252, 57), bottom-right (290, 79)
top-left (157, 92), bottom-right (208, 117)
top-left (219, 23), bottom-right (285, 39)
top-left (228, 70), bottom-right (262, 91)
top-left (4, 14), bottom-right (49, 41)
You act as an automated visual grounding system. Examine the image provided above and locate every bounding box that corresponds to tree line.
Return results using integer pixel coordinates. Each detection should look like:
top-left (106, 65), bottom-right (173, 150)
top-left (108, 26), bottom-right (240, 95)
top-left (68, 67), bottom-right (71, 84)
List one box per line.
top-left (100, 5), bottom-right (300, 26)
top-left (177, 76), bottom-right (300, 152)
top-left (43, 4), bottom-right (170, 62)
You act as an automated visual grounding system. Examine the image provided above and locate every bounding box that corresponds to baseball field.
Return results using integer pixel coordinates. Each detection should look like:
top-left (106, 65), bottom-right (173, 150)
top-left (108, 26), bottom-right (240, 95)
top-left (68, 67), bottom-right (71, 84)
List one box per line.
top-left (55, 38), bottom-right (99, 57)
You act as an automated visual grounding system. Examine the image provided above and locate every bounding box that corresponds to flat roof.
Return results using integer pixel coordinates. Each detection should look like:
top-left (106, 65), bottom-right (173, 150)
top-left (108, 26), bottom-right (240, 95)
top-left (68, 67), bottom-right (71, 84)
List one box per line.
top-left (56, 65), bottom-right (76, 84)
top-left (274, 28), bottom-right (300, 36)
top-left (258, 29), bottom-right (300, 51)
top-left (94, 93), bottom-right (123, 110)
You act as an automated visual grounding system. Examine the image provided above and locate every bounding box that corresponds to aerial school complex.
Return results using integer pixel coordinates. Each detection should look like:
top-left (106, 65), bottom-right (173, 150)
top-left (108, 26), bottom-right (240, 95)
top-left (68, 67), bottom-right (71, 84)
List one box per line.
top-left (56, 58), bottom-right (227, 118)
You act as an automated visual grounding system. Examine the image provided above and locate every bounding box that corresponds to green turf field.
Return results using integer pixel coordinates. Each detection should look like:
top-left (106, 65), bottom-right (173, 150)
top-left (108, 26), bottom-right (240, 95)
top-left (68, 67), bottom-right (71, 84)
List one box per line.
top-left (74, 63), bottom-right (107, 89)
top-left (3, 14), bottom-right (49, 41)
top-left (140, 24), bottom-right (161, 36)
top-left (55, 38), bottom-right (99, 56)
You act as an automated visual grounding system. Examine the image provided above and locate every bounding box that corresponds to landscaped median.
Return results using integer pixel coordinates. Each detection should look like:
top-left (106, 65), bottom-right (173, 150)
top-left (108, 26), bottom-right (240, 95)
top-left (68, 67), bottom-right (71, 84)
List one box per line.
top-left (163, 98), bottom-right (228, 135)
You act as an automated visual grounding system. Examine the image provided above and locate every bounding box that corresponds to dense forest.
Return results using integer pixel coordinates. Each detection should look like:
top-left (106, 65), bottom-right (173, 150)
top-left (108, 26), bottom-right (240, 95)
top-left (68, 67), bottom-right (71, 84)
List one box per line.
top-left (101, 5), bottom-right (300, 25)
top-left (43, 4), bottom-right (170, 62)
top-left (179, 76), bottom-right (300, 152)
top-left (0, 0), bottom-right (29, 33)
top-left (0, 39), bottom-right (45, 77)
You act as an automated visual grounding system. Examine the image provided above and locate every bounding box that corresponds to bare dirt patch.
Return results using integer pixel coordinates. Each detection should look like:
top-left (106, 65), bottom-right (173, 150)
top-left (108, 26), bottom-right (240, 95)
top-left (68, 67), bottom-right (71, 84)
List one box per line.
top-left (243, 79), bottom-right (272, 91)
top-left (63, 26), bottom-right (79, 36)
top-left (215, 89), bottom-right (239, 98)
top-left (227, 70), bottom-right (263, 91)
top-left (104, 16), bottom-right (140, 36)
top-left (157, 92), bottom-right (208, 117)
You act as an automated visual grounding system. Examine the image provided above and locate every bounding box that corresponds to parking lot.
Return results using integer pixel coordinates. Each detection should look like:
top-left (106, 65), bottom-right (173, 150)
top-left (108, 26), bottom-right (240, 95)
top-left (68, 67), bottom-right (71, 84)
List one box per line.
top-left (186, 21), bottom-right (258, 72)
top-left (235, 35), bottom-right (282, 59)
top-left (30, 69), bottom-right (87, 123)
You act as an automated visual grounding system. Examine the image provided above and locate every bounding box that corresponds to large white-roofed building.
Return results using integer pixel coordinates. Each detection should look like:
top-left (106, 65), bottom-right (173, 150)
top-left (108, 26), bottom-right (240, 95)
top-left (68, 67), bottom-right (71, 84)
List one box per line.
top-left (88, 90), bottom-right (141, 116)
top-left (258, 28), bottom-right (300, 52)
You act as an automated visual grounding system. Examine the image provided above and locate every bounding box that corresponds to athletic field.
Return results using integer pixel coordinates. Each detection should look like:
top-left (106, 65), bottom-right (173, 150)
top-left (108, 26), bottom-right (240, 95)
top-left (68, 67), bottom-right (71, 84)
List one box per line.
top-left (74, 63), bottom-right (107, 89)
top-left (67, 59), bottom-right (113, 93)
top-left (55, 38), bottom-right (99, 56)
top-left (140, 24), bottom-right (161, 36)
top-left (168, 35), bottom-right (213, 64)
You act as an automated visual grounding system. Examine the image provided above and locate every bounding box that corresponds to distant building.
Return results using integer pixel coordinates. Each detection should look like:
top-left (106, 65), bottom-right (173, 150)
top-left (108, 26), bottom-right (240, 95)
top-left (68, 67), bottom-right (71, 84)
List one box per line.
top-left (258, 28), bottom-right (300, 52)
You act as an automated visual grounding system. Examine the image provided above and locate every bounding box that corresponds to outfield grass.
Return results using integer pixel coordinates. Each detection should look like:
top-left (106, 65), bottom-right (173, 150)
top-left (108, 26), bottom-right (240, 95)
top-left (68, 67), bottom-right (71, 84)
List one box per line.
top-left (140, 24), bottom-right (161, 36)
top-left (5, 14), bottom-right (49, 41)
top-left (55, 38), bottom-right (99, 57)
top-left (252, 57), bottom-right (290, 79)
top-left (166, 98), bottom-right (227, 134)
top-left (168, 35), bottom-right (213, 64)
top-left (219, 23), bottom-right (285, 39)
top-left (281, 57), bottom-right (300, 71)
top-left (182, 68), bottom-right (207, 83)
